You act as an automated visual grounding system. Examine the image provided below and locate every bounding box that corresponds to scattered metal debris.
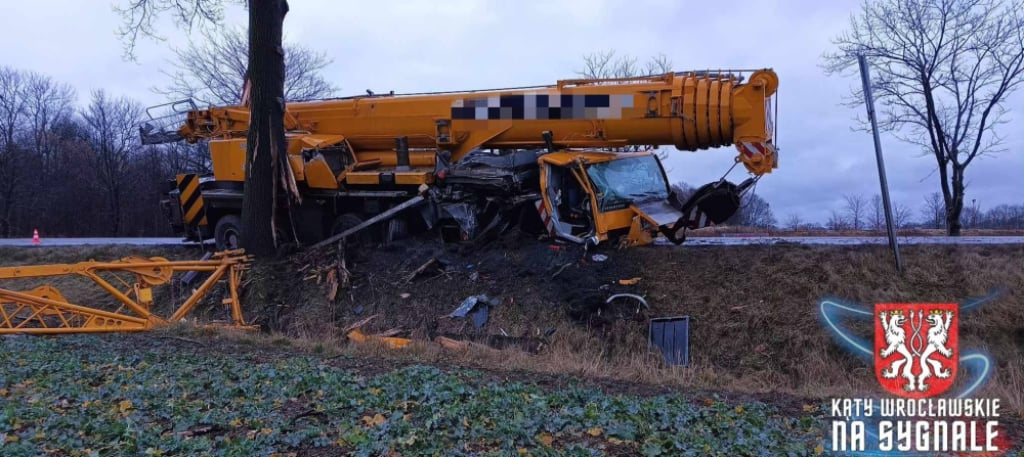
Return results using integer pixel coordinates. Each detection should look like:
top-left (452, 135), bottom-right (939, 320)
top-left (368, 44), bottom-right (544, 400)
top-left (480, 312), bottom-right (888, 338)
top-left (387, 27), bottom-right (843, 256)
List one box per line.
top-left (471, 306), bottom-right (489, 328)
top-left (606, 293), bottom-right (650, 310)
top-left (449, 294), bottom-right (496, 318)
top-left (449, 294), bottom-right (499, 328)
top-left (591, 254), bottom-right (608, 262)
top-left (550, 262), bottom-right (572, 278)
top-left (649, 316), bottom-right (690, 366)
top-left (404, 257), bottom-right (438, 283)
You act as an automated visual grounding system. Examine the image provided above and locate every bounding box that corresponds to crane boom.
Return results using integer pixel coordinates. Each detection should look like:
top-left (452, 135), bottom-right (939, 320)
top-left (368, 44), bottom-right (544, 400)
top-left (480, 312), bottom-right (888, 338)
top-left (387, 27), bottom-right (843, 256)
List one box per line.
top-left (173, 69), bottom-right (778, 175)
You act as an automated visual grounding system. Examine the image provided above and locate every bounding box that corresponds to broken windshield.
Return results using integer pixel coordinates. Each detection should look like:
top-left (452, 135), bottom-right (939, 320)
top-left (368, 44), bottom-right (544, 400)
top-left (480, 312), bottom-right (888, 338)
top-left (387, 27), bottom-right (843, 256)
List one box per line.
top-left (585, 155), bottom-right (669, 212)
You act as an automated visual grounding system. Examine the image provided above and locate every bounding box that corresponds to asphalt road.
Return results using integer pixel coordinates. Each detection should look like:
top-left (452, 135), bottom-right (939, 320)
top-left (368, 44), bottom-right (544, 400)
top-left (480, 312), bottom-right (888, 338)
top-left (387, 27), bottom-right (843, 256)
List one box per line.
top-left (0, 238), bottom-right (193, 247)
top-left (0, 236), bottom-right (1022, 248)
top-left (668, 235), bottom-right (1024, 246)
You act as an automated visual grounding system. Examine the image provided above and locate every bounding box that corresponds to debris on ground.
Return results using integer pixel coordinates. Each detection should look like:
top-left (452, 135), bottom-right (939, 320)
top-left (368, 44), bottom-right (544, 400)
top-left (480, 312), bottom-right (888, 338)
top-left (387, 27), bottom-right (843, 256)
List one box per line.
top-left (403, 257), bottom-right (438, 283)
top-left (447, 294), bottom-right (501, 328)
top-left (649, 316), bottom-right (690, 366)
top-left (346, 328), bottom-right (411, 349)
top-left (606, 293), bottom-right (650, 310)
top-left (618, 277), bottom-right (641, 285)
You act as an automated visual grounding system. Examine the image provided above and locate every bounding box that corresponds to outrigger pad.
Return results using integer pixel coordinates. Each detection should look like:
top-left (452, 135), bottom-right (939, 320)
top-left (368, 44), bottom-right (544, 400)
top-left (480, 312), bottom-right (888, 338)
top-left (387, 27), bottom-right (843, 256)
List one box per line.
top-left (660, 179), bottom-right (747, 244)
top-left (682, 180), bottom-right (742, 225)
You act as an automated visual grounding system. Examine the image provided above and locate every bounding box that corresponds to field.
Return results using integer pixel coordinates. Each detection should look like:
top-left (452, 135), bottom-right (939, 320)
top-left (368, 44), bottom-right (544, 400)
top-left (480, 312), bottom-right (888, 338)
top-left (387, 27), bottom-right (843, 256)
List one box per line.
top-left (1, 238), bottom-right (1023, 455)
top-left (0, 332), bottom-right (827, 456)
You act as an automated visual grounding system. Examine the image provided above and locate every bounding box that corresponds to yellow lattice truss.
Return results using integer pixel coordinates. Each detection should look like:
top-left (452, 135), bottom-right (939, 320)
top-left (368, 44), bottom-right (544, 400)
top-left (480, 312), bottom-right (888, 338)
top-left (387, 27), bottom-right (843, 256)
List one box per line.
top-left (0, 250), bottom-right (252, 334)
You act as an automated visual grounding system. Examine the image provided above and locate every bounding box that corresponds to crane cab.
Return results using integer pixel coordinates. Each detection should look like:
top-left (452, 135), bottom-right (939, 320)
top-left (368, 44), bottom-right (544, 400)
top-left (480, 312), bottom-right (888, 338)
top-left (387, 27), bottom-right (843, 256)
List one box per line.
top-left (536, 151), bottom-right (687, 246)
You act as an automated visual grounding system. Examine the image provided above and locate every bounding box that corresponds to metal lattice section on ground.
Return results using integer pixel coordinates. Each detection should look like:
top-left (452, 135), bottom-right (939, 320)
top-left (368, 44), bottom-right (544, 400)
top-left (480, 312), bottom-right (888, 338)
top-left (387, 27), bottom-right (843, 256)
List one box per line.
top-left (0, 250), bottom-right (252, 334)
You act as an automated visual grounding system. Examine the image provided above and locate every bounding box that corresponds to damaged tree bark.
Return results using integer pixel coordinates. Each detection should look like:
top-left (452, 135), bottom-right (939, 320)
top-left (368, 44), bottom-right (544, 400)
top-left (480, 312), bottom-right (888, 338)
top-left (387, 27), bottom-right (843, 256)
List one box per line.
top-left (241, 0), bottom-right (295, 257)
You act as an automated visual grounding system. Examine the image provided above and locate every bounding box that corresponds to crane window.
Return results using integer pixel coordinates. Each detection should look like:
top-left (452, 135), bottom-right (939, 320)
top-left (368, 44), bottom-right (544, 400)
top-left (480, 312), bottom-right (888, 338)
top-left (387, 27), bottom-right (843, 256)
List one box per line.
top-left (586, 155), bottom-right (669, 212)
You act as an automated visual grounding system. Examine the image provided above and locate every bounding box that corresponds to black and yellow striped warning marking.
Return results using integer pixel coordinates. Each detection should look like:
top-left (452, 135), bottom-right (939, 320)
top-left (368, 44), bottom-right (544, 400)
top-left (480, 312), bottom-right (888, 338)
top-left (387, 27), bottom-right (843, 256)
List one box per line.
top-left (176, 174), bottom-right (208, 226)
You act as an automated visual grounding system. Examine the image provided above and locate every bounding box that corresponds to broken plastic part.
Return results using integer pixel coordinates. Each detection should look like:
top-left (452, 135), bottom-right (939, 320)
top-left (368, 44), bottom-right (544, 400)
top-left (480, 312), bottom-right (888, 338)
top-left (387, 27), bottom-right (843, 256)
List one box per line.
top-left (346, 329), bottom-right (411, 349)
top-left (649, 316), bottom-right (690, 366)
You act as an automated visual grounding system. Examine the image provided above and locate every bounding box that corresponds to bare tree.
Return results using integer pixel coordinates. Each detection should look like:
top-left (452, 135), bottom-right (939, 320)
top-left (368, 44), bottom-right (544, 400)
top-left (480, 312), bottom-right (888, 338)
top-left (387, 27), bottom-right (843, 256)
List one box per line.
top-left (670, 181), bottom-right (695, 208)
top-left (579, 51), bottom-right (674, 78)
top-left (784, 213), bottom-right (804, 230)
top-left (0, 67), bottom-right (29, 237)
top-left (118, 0), bottom-right (294, 257)
top-left (160, 27), bottom-right (335, 106)
top-left (644, 54), bottom-right (673, 76)
top-left (25, 73), bottom-right (76, 171)
top-left (81, 90), bottom-right (144, 236)
top-left (985, 204), bottom-right (1024, 228)
top-left (827, 210), bottom-right (849, 231)
top-left (921, 191), bottom-right (946, 229)
top-left (825, 0), bottom-right (1024, 236)
top-left (726, 193), bottom-right (776, 228)
top-left (869, 194), bottom-right (885, 231)
top-left (964, 198), bottom-right (982, 228)
top-left (893, 202), bottom-right (914, 230)
top-left (162, 141), bottom-right (212, 175)
top-left (843, 193), bottom-right (867, 230)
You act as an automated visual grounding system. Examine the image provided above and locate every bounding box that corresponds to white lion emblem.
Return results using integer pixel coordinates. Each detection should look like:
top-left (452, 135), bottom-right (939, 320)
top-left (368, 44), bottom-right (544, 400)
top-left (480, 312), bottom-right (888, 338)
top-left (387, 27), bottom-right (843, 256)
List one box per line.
top-left (916, 310), bottom-right (954, 391)
top-left (878, 310), bottom-right (916, 391)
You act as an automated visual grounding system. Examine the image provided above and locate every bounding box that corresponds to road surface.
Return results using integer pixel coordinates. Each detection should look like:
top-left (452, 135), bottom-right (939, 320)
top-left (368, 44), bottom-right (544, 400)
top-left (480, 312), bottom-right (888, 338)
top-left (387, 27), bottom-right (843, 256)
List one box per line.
top-left (662, 236), bottom-right (1024, 246)
top-left (0, 236), bottom-right (1022, 248)
top-left (0, 238), bottom-right (194, 247)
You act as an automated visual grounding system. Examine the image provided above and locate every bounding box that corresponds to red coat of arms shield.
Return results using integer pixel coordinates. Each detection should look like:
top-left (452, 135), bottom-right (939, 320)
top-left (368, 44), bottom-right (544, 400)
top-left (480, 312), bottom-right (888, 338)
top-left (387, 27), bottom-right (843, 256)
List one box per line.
top-left (875, 303), bottom-right (958, 398)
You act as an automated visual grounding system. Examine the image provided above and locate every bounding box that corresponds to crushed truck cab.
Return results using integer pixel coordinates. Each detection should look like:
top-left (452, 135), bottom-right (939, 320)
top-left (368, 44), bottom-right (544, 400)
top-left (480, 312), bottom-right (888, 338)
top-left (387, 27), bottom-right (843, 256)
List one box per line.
top-left (537, 151), bottom-right (675, 245)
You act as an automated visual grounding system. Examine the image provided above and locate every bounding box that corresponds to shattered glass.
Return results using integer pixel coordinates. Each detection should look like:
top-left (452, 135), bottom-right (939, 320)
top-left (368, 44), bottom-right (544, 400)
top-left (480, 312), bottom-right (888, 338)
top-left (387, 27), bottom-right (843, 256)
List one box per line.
top-left (585, 155), bottom-right (669, 212)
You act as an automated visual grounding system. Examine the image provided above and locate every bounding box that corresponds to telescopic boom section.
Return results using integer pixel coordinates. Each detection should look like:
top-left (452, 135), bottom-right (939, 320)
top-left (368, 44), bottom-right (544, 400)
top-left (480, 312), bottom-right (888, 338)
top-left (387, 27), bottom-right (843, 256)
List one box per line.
top-left (177, 69), bottom-right (779, 175)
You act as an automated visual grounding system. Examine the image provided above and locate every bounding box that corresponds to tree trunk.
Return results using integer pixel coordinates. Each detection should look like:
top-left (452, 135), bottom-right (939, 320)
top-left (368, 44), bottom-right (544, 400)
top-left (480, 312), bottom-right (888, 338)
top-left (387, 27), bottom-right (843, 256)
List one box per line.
top-left (947, 166), bottom-right (965, 236)
top-left (241, 0), bottom-right (289, 257)
top-left (111, 184), bottom-right (121, 237)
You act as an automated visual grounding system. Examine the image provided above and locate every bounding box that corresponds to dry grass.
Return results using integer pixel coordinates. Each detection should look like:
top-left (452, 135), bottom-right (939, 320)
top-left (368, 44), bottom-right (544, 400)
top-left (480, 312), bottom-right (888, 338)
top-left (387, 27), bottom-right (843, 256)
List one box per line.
top-left (267, 243), bottom-right (1024, 412)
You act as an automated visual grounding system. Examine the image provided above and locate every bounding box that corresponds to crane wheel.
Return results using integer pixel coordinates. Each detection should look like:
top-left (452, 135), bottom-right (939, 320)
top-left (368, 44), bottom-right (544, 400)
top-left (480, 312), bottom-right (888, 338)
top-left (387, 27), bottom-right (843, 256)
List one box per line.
top-left (385, 218), bottom-right (408, 244)
top-left (330, 213), bottom-right (374, 245)
top-left (214, 215), bottom-right (243, 251)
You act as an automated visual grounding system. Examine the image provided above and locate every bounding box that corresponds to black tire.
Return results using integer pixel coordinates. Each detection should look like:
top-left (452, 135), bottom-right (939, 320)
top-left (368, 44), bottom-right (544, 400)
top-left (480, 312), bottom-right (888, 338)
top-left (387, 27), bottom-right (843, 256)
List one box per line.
top-left (331, 213), bottom-right (363, 236)
top-left (330, 213), bottom-right (373, 245)
top-left (385, 217), bottom-right (409, 244)
top-left (214, 214), bottom-right (242, 251)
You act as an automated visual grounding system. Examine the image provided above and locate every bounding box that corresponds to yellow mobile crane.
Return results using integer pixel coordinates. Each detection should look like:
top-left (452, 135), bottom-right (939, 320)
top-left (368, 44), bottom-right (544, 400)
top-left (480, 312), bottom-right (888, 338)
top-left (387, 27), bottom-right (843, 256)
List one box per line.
top-left (142, 69), bottom-right (779, 249)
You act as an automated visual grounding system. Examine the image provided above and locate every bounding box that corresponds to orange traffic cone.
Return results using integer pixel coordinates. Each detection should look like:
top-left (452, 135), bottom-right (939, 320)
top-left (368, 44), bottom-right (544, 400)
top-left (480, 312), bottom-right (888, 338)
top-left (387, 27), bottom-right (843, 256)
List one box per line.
top-left (32, 229), bottom-right (40, 245)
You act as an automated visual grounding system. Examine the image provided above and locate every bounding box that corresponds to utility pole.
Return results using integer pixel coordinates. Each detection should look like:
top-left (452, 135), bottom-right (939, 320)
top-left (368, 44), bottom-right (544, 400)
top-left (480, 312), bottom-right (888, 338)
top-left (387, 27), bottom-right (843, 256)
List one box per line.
top-left (858, 55), bottom-right (902, 273)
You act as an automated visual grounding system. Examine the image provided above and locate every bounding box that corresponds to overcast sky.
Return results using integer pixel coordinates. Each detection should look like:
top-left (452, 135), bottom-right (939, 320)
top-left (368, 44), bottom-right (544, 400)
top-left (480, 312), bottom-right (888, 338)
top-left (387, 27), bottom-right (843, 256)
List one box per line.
top-left (2, 0), bottom-right (1021, 224)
